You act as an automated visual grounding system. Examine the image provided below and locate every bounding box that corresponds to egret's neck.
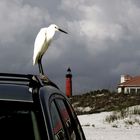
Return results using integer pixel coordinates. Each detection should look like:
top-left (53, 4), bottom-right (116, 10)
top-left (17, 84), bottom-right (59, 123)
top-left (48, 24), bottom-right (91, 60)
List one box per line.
top-left (47, 28), bottom-right (55, 40)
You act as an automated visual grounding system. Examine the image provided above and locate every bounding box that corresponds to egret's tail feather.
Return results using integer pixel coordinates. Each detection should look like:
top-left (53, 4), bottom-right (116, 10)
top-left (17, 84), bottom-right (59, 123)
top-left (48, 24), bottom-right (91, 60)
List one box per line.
top-left (33, 56), bottom-right (37, 66)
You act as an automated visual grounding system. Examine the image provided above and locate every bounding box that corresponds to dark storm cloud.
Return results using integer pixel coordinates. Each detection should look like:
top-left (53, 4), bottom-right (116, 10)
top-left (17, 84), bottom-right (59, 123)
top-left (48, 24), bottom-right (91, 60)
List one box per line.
top-left (0, 0), bottom-right (140, 93)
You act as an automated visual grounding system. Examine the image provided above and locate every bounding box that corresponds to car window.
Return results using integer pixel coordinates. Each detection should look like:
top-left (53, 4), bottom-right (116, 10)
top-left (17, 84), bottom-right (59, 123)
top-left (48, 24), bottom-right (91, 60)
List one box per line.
top-left (65, 100), bottom-right (85, 140)
top-left (0, 110), bottom-right (40, 140)
top-left (0, 101), bottom-right (42, 140)
top-left (50, 101), bottom-right (67, 140)
top-left (56, 99), bottom-right (77, 140)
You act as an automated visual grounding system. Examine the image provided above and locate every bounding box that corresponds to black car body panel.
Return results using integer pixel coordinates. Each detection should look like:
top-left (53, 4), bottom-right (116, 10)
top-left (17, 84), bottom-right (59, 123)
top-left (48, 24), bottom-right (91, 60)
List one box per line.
top-left (0, 73), bottom-right (86, 140)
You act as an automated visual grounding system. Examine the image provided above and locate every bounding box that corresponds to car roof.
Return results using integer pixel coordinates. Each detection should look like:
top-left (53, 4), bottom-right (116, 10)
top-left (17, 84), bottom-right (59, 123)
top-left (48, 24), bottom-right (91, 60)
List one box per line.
top-left (0, 73), bottom-right (59, 102)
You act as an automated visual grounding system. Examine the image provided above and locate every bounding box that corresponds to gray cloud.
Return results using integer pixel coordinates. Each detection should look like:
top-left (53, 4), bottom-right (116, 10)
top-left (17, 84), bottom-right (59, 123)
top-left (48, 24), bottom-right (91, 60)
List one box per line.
top-left (0, 0), bottom-right (140, 93)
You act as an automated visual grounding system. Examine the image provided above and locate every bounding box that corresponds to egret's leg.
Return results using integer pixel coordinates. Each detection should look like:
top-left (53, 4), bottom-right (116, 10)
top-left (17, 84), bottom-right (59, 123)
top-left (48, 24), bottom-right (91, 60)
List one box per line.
top-left (38, 59), bottom-right (44, 75)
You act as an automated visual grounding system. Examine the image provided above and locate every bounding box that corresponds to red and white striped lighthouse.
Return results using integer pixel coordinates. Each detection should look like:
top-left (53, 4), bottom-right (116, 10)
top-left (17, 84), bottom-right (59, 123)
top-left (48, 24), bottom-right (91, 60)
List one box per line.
top-left (65, 67), bottom-right (72, 97)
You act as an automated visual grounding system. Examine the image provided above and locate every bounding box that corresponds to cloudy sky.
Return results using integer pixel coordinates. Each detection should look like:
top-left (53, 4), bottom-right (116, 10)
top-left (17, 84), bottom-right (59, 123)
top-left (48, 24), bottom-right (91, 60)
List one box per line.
top-left (0, 0), bottom-right (140, 94)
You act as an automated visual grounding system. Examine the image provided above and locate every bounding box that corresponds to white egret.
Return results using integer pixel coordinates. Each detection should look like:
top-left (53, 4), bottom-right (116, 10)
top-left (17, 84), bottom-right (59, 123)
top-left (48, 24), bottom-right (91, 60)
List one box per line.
top-left (33, 24), bottom-right (68, 75)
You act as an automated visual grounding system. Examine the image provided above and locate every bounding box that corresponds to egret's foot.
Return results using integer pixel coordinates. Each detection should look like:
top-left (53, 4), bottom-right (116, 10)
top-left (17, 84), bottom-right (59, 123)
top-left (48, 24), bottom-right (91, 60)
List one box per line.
top-left (38, 73), bottom-right (59, 89)
top-left (39, 74), bottom-right (49, 82)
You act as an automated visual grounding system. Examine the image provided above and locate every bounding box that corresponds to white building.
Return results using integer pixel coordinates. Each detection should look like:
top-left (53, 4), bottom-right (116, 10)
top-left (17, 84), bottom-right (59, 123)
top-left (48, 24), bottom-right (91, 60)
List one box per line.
top-left (118, 75), bottom-right (140, 93)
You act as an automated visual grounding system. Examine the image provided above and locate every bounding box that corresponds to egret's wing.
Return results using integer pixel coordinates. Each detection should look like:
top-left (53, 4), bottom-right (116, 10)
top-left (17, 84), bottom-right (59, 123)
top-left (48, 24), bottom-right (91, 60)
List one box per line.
top-left (33, 28), bottom-right (46, 65)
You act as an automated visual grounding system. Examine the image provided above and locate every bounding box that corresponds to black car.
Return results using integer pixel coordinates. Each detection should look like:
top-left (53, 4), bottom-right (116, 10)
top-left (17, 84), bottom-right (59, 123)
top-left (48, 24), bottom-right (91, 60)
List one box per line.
top-left (0, 73), bottom-right (86, 140)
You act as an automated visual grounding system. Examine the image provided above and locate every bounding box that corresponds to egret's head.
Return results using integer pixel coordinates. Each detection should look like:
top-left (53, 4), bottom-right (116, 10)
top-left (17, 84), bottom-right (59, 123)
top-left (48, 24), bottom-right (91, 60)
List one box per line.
top-left (50, 24), bottom-right (68, 34)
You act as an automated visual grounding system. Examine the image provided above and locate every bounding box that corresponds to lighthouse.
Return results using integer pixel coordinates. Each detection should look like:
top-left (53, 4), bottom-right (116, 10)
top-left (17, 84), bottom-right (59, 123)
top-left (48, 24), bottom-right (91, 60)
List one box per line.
top-left (65, 67), bottom-right (72, 97)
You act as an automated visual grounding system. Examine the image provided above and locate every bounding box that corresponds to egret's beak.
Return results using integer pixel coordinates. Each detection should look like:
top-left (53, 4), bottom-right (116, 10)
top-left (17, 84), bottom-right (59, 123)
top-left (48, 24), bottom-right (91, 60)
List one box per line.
top-left (58, 28), bottom-right (68, 34)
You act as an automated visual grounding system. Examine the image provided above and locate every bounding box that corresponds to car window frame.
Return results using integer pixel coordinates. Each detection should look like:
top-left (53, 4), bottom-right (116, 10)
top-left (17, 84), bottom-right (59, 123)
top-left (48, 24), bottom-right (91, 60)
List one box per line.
top-left (55, 98), bottom-right (77, 140)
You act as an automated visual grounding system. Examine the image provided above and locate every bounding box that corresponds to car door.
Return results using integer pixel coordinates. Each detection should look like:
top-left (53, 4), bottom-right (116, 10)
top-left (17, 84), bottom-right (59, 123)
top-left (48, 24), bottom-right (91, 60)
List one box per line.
top-left (39, 87), bottom-right (68, 140)
top-left (39, 87), bottom-right (85, 140)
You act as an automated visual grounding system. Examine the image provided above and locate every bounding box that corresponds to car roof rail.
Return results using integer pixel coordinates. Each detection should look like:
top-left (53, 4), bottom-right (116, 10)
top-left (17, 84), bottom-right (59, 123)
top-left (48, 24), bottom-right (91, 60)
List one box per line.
top-left (0, 73), bottom-right (59, 89)
top-left (0, 73), bottom-right (42, 86)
